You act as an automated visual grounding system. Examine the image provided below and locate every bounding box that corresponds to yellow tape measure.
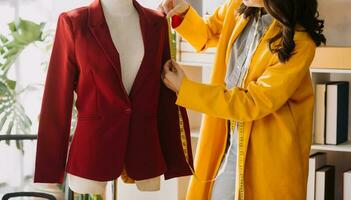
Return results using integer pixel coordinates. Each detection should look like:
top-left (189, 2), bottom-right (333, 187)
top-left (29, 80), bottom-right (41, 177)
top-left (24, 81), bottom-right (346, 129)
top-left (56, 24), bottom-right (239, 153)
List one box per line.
top-left (233, 120), bottom-right (245, 200)
top-left (167, 18), bottom-right (192, 175)
top-left (178, 108), bottom-right (190, 162)
top-left (167, 18), bottom-right (246, 198)
top-left (166, 19), bottom-right (189, 164)
top-left (178, 104), bottom-right (217, 183)
top-left (167, 18), bottom-right (177, 61)
top-left (167, 19), bottom-right (222, 184)
top-left (167, 18), bottom-right (195, 178)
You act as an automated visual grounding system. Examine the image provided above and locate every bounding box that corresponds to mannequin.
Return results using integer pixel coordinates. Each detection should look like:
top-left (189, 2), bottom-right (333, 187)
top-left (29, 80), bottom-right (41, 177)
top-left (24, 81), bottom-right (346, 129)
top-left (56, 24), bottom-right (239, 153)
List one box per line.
top-left (67, 0), bottom-right (160, 195)
top-left (34, 0), bottom-right (194, 195)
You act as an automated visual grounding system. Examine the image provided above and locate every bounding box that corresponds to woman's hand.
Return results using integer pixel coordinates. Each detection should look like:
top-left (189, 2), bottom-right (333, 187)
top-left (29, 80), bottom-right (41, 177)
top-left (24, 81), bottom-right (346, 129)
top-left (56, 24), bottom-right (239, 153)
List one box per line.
top-left (162, 59), bottom-right (186, 93)
top-left (158, 0), bottom-right (190, 18)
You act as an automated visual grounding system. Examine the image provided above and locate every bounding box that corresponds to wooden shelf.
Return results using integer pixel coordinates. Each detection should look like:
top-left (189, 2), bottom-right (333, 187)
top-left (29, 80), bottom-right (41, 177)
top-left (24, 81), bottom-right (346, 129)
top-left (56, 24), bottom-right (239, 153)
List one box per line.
top-left (311, 47), bottom-right (351, 69)
top-left (311, 141), bottom-right (351, 152)
top-left (311, 68), bottom-right (351, 74)
top-left (179, 62), bottom-right (204, 68)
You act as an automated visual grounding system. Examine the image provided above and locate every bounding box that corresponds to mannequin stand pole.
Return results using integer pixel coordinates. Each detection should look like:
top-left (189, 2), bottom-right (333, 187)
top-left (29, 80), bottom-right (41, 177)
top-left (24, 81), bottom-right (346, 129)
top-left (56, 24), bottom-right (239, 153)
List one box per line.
top-left (112, 180), bottom-right (118, 200)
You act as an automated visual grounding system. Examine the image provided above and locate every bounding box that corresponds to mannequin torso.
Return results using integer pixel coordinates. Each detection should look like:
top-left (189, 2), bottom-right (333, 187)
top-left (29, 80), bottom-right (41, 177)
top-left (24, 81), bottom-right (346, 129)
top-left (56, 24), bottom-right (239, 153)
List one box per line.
top-left (68, 0), bottom-right (159, 195)
top-left (102, 0), bottom-right (144, 94)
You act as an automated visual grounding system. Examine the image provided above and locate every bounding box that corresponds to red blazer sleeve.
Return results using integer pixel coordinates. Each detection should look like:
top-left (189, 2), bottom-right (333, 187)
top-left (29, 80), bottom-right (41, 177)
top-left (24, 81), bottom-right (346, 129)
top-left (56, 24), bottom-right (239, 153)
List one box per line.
top-left (34, 13), bottom-right (78, 183)
top-left (158, 21), bottom-right (194, 179)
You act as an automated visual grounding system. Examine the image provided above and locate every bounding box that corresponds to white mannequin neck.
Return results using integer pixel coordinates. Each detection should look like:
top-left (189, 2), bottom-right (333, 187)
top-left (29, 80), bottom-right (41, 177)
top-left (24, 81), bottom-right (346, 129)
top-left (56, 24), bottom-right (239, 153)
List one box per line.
top-left (101, 0), bottom-right (135, 17)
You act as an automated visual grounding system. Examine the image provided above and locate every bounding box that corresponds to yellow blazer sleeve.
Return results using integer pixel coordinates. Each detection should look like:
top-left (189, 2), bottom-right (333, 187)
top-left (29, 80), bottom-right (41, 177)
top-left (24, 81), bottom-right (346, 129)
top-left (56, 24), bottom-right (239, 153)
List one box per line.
top-left (175, 41), bottom-right (316, 122)
top-left (175, 0), bottom-right (239, 52)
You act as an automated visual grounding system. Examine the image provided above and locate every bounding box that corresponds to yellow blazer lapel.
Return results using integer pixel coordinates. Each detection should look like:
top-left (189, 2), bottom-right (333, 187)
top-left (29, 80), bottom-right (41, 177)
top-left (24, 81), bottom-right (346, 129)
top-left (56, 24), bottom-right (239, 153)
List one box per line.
top-left (225, 15), bottom-right (250, 65)
top-left (253, 19), bottom-right (280, 56)
top-left (242, 19), bottom-right (280, 88)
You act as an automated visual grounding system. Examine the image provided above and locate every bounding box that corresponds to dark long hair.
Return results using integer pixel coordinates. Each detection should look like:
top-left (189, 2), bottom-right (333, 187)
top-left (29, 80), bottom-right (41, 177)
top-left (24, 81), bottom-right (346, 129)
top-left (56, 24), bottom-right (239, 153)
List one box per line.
top-left (238, 0), bottom-right (326, 63)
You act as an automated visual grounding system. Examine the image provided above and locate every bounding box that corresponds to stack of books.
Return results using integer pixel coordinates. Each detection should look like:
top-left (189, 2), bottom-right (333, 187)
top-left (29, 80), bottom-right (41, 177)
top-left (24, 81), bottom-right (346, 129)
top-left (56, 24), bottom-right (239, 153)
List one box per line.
top-left (307, 153), bottom-right (335, 200)
top-left (344, 170), bottom-right (351, 200)
top-left (314, 81), bottom-right (349, 145)
top-left (307, 153), bottom-right (351, 199)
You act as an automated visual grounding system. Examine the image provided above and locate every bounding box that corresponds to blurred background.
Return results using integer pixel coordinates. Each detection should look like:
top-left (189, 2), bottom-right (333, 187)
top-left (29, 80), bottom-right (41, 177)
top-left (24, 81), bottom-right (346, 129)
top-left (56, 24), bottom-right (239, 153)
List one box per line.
top-left (0, 0), bottom-right (351, 199)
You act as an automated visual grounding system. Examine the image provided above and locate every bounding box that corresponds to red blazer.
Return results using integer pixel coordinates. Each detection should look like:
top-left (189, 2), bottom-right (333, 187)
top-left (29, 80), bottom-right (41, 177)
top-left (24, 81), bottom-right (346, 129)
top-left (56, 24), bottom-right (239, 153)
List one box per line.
top-left (34, 0), bottom-right (193, 183)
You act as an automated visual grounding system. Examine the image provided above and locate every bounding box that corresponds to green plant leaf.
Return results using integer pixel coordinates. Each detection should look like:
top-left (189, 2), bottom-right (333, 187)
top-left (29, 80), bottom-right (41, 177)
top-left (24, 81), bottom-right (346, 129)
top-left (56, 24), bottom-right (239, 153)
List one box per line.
top-left (3, 48), bottom-right (19, 59)
top-left (0, 34), bottom-right (8, 43)
top-left (0, 110), bottom-right (12, 131)
top-left (15, 114), bottom-right (31, 135)
top-left (15, 123), bottom-right (25, 153)
top-left (16, 140), bottom-right (24, 153)
top-left (0, 18), bottom-right (46, 151)
top-left (4, 40), bottom-right (21, 49)
top-left (11, 19), bottom-right (44, 45)
top-left (18, 123), bottom-right (29, 135)
top-left (14, 104), bottom-right (32, 134)
top-left (0, 103), bottom-right (12, 116)
top-left (8, 22), bottom-right (16, 33)
top-left (6, 79), bottom-right (16, 90)
top-left (0, 81), bottom-right (10, 95)
top-left (0, 117), bottom-right (7, 130)
top-left (2, 56), bottom-right (17, 72)
top-left (0, 102), bottom-right (12, 114)
top-left (21, 112), bottom-right (32, 128)
top-left (6, 120), bottom-right (14, 135)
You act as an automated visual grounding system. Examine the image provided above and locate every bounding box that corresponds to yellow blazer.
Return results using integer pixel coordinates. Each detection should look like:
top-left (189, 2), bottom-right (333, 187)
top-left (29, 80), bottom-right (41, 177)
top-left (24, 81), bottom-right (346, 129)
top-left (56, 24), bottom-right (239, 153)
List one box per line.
top-left (174, 0), bottom-right (316, 199)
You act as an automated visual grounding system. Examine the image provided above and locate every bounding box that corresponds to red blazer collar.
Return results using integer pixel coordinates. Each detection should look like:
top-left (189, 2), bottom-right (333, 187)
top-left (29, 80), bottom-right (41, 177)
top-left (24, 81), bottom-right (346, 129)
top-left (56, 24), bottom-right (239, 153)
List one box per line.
top-left (87, 0), bottom-right (164, 102)
top-left (88, 0), bottom-right (157, 27)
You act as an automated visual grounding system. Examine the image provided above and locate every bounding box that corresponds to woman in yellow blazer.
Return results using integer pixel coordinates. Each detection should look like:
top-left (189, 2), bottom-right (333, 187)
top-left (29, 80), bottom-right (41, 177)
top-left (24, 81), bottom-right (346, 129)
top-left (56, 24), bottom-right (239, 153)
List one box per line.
top-left (160, 0), bottom-right (326, 199)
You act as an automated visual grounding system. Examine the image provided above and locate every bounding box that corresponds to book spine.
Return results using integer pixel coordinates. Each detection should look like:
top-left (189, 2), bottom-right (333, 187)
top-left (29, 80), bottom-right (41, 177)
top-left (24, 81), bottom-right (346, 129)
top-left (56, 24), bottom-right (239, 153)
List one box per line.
top-left (336, 82), bottom-right (349, 144)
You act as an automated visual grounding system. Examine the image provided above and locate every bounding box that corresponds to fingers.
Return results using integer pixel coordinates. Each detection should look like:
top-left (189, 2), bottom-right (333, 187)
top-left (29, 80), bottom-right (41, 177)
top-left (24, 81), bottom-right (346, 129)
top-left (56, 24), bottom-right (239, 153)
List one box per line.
top-left (162, 73), bottom-right (178, 92)
top-left (171, 60), bottom-right (185, 77)
top-left (163, 60), bottom-right (175, 82)
top-left (160, 0), bottom-right (173, 15)
top-left (164, 59), bottom-right (183, 74)
top-left (166, 5), bottom-right (180, 18)
top-left (159, 0), bottom-right (189, 18)
top-left (162, 59), bottom-right (179, 92)
top-left (163, 59), bottom-right (173, 73)
top-left (171, 59), bottom-right (181, 71)
top-left (164, 77), bottom-right (176, 89)
top-left (161, 69), bottom-right (165, 80)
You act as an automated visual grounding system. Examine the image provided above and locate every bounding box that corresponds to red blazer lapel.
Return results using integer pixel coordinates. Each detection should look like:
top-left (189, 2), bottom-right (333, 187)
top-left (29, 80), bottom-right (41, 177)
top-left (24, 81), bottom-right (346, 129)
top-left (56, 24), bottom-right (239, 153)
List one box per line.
top-left (88, 0), bottom-right (161, 99)
top-left (129, 0), bottom-right (160, 97)
top-left (88, 0), bottom-right (130, 102)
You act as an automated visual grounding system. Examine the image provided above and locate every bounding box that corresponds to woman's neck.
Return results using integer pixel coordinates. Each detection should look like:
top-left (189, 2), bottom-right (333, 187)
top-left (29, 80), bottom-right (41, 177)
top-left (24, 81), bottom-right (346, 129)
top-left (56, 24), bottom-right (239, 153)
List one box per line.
top-left (101, 0), bottom-right (135, 17)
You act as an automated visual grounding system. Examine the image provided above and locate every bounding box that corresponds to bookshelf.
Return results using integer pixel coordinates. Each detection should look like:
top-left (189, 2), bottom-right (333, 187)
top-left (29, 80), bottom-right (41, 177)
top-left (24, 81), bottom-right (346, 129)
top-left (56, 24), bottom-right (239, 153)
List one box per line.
top-left (310, 47), bottom-right (351, 200)
top-left (311, 68), bottom-right (351, 74)
top-left (310, 47), bottom-right (351, 69)
top-left (311, 141), bottom-right (351, 152)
